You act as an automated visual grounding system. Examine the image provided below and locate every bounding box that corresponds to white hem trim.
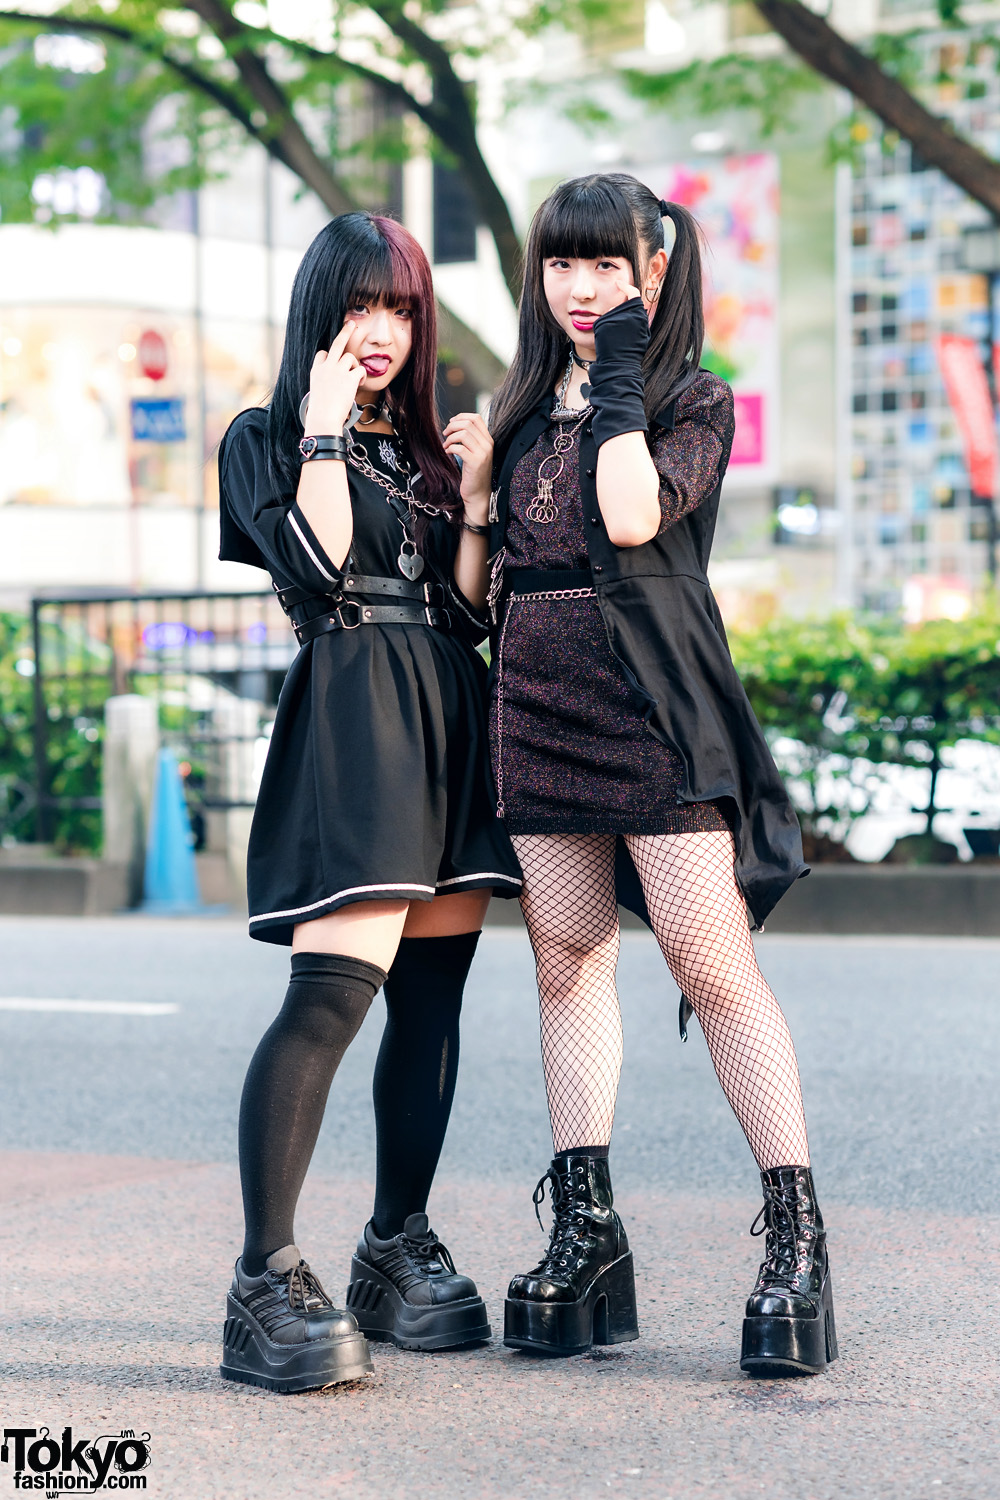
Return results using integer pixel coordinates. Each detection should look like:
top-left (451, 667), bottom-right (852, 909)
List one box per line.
top-left (250, 882), bottom-right (434, 924)
top-left (287, 510), bottom-right (338, 584)
top-left (250, 872), bottom-right (522, 925)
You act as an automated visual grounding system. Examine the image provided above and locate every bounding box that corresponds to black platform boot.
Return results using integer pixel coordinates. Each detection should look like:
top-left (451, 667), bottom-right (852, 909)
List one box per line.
top-left (740, 1165), bottom-right (839, 1377)
top-left (504, 1155), bottom-right (639, 1356)
top-left (347, 1213), bottom-right (491, 1351)
top-left (221, 1245), bottom-right (373, 1392)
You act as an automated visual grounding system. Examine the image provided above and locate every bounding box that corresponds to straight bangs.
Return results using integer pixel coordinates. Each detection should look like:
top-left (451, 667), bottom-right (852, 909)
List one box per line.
top-left (533, 178), bottom-right (639, 269)
top-left (342, 242), bottom-right (422, 321)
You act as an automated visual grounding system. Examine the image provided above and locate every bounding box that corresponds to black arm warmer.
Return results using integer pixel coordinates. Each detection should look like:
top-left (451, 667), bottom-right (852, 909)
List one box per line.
top-left (588, 297), bottom-right (650, 449)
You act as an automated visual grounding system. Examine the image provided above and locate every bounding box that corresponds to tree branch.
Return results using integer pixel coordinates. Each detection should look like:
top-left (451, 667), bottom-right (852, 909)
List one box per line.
top-left (182, 0), bottom-right (353, 211)
top-left (0, 8), bottom-right (275, 152)
top-left (365, 0), bottom-right (522, 292)
top-left (235, 24), bottom-right (440, 130)
top-left (0, 2), bottom-right (507, 383)
top-left (752, 0), bottom-right (1000, 220)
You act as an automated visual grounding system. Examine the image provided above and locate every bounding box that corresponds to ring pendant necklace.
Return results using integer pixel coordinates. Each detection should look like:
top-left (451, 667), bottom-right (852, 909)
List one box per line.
top-left (528, 353), bottom-right (591, 526)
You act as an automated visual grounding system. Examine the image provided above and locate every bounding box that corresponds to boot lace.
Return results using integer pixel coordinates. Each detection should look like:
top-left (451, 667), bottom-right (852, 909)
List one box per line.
top-left (532, 1168), bottom-right (591, 1275)
top-left (750, 1187), bottom-right (816, 1291)
top-left (280, 1261), bottom-right (333, 1312)
top-left (396, 1225), bottom-right (457, 1278)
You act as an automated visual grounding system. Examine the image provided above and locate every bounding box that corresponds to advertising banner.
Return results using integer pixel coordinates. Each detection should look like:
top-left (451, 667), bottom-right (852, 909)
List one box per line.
top-left (636, 153), bottom-right (780, 488)
top-left (936, 334), bottom-right (997, 499)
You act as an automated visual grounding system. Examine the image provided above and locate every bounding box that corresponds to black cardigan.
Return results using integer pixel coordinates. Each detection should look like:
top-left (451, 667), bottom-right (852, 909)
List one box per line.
top-left (488, 390), bottom-right (808, 931)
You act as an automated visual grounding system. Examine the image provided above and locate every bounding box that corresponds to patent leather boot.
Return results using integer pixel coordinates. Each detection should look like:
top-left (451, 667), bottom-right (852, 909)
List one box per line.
top-left (504, 1155), bottom-right (639, 1356)
top-left (740, 1165), bottom-right (839, 1377)
top-left (221, 1245), bottom-right (373, 1392)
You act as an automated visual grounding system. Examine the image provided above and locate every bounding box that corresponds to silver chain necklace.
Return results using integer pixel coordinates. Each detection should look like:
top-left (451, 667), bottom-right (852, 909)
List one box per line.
top-left (346, 425), bottom-right (441, 581)
top-left (551, 352), bottom-right (592, 421)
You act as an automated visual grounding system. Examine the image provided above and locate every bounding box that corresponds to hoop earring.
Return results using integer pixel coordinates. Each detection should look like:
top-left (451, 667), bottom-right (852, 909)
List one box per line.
top-left (645, 285), bottom-right (660, 304)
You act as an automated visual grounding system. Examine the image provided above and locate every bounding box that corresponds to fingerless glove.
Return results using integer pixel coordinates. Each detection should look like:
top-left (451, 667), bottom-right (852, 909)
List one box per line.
top-left (588, 297), bottom-right (650, 449)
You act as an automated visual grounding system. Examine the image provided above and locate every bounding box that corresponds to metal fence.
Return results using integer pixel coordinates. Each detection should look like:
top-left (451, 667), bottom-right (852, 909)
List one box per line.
top-left (30, 589), bottom-right (294, 848)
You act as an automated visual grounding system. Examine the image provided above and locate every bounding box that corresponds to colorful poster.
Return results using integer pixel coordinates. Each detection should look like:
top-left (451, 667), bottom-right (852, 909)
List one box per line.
top-left (636, 154), bottom-right (780, 487)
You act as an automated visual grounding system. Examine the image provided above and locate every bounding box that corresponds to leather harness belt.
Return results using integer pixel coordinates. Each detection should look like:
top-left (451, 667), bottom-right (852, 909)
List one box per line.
top-left (273, 575), bottom-right (452, 646)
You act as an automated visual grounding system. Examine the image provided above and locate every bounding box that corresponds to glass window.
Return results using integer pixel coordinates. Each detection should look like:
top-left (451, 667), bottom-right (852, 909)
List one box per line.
top-left (0, 306), bottom-right (271, 509)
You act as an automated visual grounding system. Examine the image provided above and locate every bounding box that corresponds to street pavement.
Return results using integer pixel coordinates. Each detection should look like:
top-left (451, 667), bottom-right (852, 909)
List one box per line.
top-left (0, 914), bottom-right (997, 1499)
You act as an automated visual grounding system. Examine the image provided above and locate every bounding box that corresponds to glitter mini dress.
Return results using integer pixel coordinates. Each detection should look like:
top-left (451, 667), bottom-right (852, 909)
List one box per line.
top-left (489, 372), bottom-right (731, 836)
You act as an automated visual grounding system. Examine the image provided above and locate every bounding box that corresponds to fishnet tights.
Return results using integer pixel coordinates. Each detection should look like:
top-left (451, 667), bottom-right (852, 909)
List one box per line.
top-left (514, 834), bottom-right (624, 1154)
top-left (512, 831), bottom-right (810, 1171)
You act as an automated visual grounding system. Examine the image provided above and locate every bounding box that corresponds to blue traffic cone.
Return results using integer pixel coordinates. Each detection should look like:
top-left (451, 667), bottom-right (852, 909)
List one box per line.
top-left (142, 748), bottom-right (202, 912)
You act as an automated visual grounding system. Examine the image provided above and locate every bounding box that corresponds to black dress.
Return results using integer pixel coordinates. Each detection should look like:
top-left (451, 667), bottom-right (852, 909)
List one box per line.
top-left (488, 371), bottom-right (806, 931)
top-left (490, 380), bottom-right (730, 836)
top-left (218, 408), bottom-right (522, 946)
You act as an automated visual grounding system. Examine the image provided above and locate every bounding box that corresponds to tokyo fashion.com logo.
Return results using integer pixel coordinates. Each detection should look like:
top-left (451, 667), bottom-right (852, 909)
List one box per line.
top-left (1, 1429), bottom-right (150, 1492)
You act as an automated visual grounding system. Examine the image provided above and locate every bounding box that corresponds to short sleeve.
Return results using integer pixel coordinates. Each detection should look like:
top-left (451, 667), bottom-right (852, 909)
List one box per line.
top-left (650, 372), bottom-right (735, 534)
top-left (218, 410), bottom-right (343, 591)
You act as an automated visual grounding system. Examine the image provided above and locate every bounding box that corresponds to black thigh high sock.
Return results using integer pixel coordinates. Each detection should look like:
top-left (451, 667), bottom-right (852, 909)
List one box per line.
top-left (370, 931), bottom-right (480, 1239)
top-left (239, 951), bottom-right (386, 1275)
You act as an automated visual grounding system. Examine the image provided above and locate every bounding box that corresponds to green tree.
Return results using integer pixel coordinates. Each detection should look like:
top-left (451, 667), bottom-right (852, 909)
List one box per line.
top-left (6, 0), bottom-right (1000, 346)
top-left (0, 0), bottom-right (518, 381)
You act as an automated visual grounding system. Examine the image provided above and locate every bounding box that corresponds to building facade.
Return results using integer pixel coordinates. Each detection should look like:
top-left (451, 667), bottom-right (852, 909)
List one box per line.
top-left (844, 28), bottom-right (1000, 613)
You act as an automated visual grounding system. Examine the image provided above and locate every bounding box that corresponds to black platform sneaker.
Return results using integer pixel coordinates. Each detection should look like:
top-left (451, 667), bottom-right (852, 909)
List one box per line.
top-left (740, 1165), bottom-right (839, 1377)
top-left (221, 1245), bottom-right (373, 1392)
top-left (504, 1155), bottom-right (639, 1357)
top-left (346, 1213), bottom-right (491, 1351)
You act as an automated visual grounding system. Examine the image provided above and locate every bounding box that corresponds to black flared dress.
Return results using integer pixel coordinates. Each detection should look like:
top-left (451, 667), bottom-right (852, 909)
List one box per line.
top-left (218, 408), bottom-right (522, 946)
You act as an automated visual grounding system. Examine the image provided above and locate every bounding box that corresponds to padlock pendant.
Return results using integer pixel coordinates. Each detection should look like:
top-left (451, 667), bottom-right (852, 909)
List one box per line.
top-left (398, 539), bottom-right (424, 580)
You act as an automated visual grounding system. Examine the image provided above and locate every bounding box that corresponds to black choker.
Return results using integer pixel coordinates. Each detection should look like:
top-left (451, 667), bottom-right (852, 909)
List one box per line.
top-left (354, 398), bottom-right (386, 427)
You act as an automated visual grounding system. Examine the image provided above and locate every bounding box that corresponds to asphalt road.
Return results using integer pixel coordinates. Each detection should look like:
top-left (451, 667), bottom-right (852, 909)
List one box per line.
top-left (0, 915), bottom-right (998, 1499)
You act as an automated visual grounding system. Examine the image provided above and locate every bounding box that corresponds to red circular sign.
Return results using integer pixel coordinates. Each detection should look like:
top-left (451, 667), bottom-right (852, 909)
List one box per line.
top-left (138, 329), bottom-right (168, 381)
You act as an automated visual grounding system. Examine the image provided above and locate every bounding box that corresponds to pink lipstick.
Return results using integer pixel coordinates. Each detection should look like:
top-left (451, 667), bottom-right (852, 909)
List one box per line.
top-left (362, 356), bottom-right (391, 377)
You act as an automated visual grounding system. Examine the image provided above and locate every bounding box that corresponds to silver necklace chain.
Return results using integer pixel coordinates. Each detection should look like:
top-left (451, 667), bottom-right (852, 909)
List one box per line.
top-left (552, 352), bottom-right (592, 421)
top-left (347, 428), bottom-right (445, 511)
top-left (345, 426), bottom-right (441, 581)
top-left (346, 429), bottom-right (414, 511)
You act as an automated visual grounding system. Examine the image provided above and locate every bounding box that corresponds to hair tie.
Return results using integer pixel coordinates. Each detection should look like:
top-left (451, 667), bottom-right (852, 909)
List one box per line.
top-left (658, 198), bottom-right (672, 217)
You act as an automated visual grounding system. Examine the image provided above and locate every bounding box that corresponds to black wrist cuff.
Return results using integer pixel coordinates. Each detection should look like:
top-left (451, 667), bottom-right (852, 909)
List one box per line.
top-left (299, 434), bottom-right (347, 462)
top-left (588, 299), bottom-right (650, 448)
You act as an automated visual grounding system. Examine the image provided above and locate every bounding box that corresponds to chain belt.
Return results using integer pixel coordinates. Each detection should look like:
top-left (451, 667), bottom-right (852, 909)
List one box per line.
top-left (494, 568), bottom-right (597, 818)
